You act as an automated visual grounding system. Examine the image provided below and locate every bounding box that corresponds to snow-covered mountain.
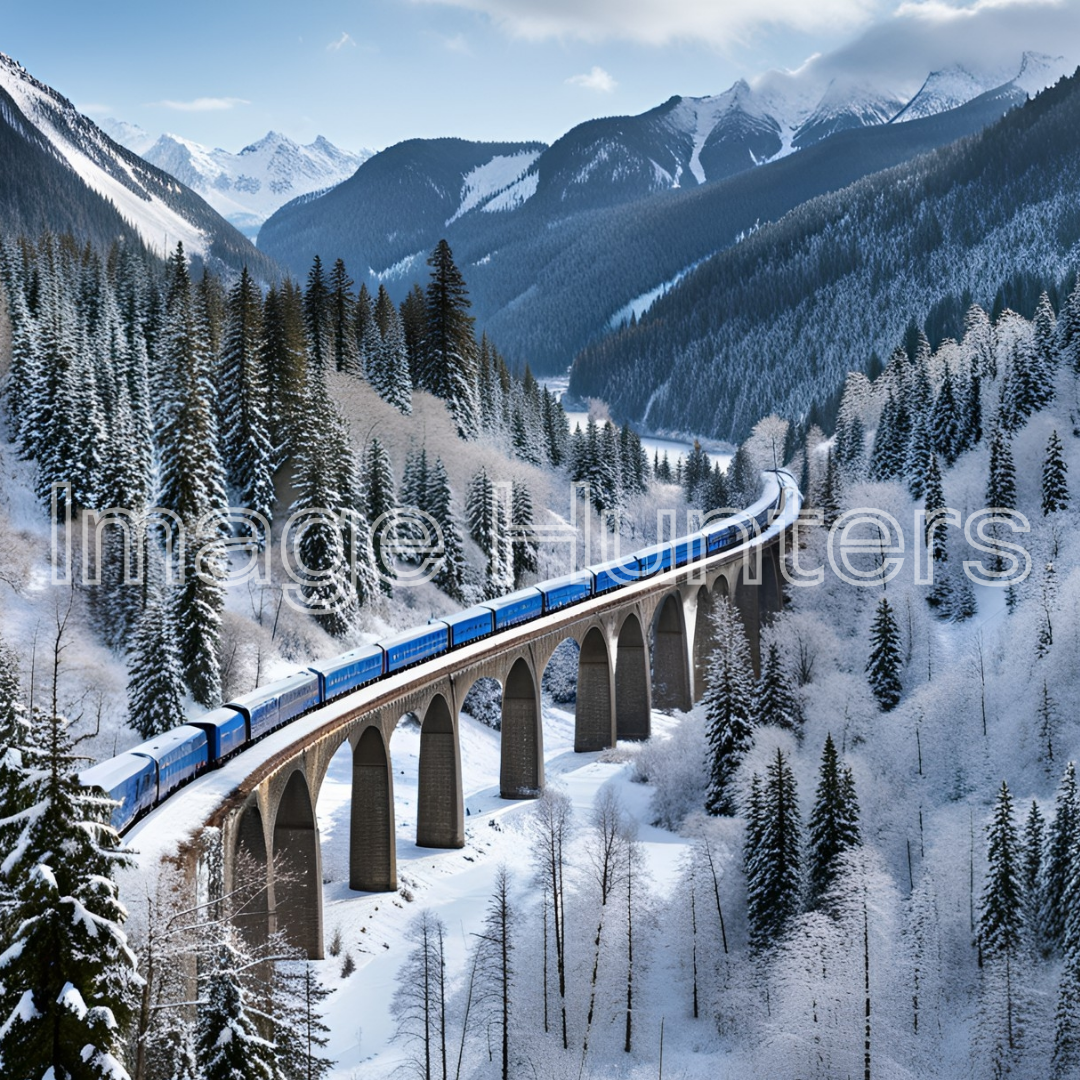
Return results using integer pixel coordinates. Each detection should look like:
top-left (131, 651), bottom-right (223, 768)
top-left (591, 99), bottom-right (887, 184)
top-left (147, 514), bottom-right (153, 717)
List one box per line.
top-left (128, 130), bottom-right (371, 238)
top-left (0, 52), bottom-right (278, 279)
top-left (893, 51), bottom-right (1066, 123)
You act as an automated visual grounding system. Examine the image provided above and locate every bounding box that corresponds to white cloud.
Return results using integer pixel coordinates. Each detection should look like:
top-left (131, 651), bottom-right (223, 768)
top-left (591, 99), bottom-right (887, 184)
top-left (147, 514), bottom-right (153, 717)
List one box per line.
top-left (444, 32), bottom-right (472, 53)
top-left (566, 66), bottom-right (618, 92)
top-left (327, 31), bottom-right (357, 52)
top-left (151, 97), bottom-right (251, 112)
top-left (77, 102), bottom-right (113, 116)
top-left (411, 0), bottom-right (884, 47)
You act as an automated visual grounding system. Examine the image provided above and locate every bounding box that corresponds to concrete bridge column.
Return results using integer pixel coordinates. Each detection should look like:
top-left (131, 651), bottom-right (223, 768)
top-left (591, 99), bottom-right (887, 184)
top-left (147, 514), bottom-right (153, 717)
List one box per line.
top-left (417, 695), bottom-right (464, 848)
top-left (232, 803), bottom-right (270, 951)
top-left (272, 769), bottom-right (323, 959)
top-left (350, 725), bottom-right (396, 892)
top-left (761, 542), bottom-right (783, 619)
top-left (652, 593), bottom-right (692, 711)
top-left (733, 567), bottom-right (761, 675)
top-left (501, 657), bottom-right (544, 798)
top-left (615, 614), bottom-right (650, 741)
top-left (692, 585), bottom-right (717, 704)
top-left (575, 626), bottom-right (615, 752)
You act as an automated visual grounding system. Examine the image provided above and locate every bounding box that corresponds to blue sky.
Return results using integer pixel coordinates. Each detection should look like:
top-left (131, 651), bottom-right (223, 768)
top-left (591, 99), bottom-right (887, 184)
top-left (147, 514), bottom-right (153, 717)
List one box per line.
top-left (3, 0), bottom-right (1078, 152)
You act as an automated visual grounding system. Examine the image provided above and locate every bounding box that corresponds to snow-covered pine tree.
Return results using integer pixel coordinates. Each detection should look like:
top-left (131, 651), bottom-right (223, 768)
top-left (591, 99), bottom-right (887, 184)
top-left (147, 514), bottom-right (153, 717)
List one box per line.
top-left (220, 267), bottom-right (275, 545)
top-left (195, 928), bottom-right (279, 1080)
top-left (1039, 762), bottom-right (1079, 956)
top-left (866, 596), bottom-right (902, 711)
top-left (931, 363), bottom-right (964, 465)
top-left (745, 748), bottom-right (802, 951)
top-left (806, 733), bottom-right (861, 910)
top-left (755, 641), bottom-right (801, 735)
top-left (0, 697), bottom-right (139, 1080)
top-left (262, 280), bottom-right (311, 463)
top-left (428, 458), bottom-right (468, 603)
top-left (977, 780), bottom-right (1025, 1072)
top-left (510, 481), bottom-right (538, 588)
top-left (362, 437), bottom-right (397, 594)
top-left (703, 598), bottom-right (756, 816)
top-left (127, 589), bottom-right (187, 739)
top-left (329, 258), bottom-right (358, 375)
top-left (303, 254), bottom-right (331, 378)
top-left (157, 243), bottom-right (228, 708)
top-left (987, 425), bottom-right (1018, 515)
top-left (272, 961), bottom-right (334, 1080)
top-left (964, 302), bottom-right (996, 379)
top-left (423, 240), bottom-right (478, 440)
top-left (399, 283), bottom-right (427, 389)
top-left (466, 469), bottom-right (513, 600)
top-left (1042, 430), bottom-right (1069, 516)
top-left (683, 440), bottom-right (711, 505)
top-left (820, 447), bottom-right (842, 530)
top-left (370, 285), bottom-right (412, 414)
top-left (1021, 800), bottom-right (1045, 954)
top-left (288, 379), bottom-right (357, 636)
top-left (1033, 291), bottom-right (1059, 386)
top-left (962, 370), bottom-right (983, 453)
top-left (1053, 955), bottom-right (1080, 1080)
top-left (869, 392), bottom-right (903, 481)
top-left (905, 412), bottom-right (934, 500)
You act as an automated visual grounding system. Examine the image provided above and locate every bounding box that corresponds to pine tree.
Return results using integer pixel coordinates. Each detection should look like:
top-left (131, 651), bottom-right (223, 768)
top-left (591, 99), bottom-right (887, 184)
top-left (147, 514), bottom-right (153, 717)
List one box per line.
top-left (1053, 955), bottom-right (1080, 1079)
top-left (820, 448), bottom-right (842, 530)
top-left (1042, 430), bottom-right (1069, 515)
top-left (370, 285), bottom-right (412, 414)
top-left (1040, 762), bottom-right (1079, 955)
top-left (987, 426), bottom-right (1017, 511)
top-left (906, 412), bottom-right (934, 500)
top-left (0, 697), bottom-right (139, 1080)
top-left (1033, 291), bottom-right (1058, 385)
top-left (399, 283), bottom-right (427, 388)
top-left (755, 641), bottom-right (801, 735)
top-left (428, 458), bottom-right (467, 603)
top-left (220, 267), bottom-right (275, 544)
top-left (745, 748), bottom-right (802, 951)
top-left (261, 281), bottom-right (309, 463)
top-left (703, 599), bottom-right (756, 817)
top-left (195, 930), bottom-right (278, 1080)
top-left (127, 590), bottom-right (187, 739)
top-left (869, 392), bottom-right (903, 481)
top-left (978, 781), bottom-right (1024, 1064)
top-left (289, 382), bottom-right (358, 636)
top-left (931, 363), bottom-right (964, 465)
top-left (466, 469), bottom-right (513, 600)
top-left (157, 243), bottom-right (228, 708)
top-left (362, 437), bottom-right (397, 594)
top-left (1021, 800), bottom-right (1045, 953)
top-left (328, 258), bottom-right (358, 374)
top-left (273, 961), bottom-right (334, 1080)
top-left (510, 481), bottom-right (538, 587)
top-left (866, 596), bottom-right (902, 711)
top-left (806, 733), bottom-right (861, 910)
top-left (423, 240), bottom-right (478, 439)
top-left (303, 255), bottom-right (331, 378)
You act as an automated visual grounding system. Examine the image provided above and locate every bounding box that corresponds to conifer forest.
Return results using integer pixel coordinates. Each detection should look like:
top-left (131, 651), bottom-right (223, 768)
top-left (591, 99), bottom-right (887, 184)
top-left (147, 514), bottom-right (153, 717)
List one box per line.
top-left (3, 25), bottom-right (1080, 1080)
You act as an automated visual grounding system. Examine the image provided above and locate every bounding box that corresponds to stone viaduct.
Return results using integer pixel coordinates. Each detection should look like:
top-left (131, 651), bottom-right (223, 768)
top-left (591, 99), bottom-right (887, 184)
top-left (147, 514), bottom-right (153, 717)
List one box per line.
top-left (207, 526), bottom-right (791, 961)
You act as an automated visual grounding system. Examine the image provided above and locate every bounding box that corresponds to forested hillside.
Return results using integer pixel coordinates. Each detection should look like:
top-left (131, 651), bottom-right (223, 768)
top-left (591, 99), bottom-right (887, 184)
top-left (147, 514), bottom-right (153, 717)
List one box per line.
top-left (260, 85), bottom-right (1022, 378)
top-left (569, 68), bottom-right (1080, 442)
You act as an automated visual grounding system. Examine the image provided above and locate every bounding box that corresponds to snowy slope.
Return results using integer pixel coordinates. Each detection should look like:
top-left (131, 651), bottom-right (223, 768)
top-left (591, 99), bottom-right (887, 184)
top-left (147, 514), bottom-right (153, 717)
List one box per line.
top-left (446, 149), bottom-right (542, 223)
top-left (0, 52), bottom-right (277, 276)
top-left (137, 130), bottom-right (370, 237)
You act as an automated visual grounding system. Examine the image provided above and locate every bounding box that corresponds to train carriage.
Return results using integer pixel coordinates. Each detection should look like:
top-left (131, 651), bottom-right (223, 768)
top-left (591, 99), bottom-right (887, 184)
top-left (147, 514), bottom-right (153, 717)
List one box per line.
top-left (188, 706), bottom-right (248, 763)
top-left (438, 606), bottom-right (496, 648)
top-left (539, 570), bottom-right (594, 613)
top-left (80, 753), bottom-right (157, 833)
top-left (309, 644), bottom-right (386, 701)
top-left (131, 725), bottom-right (210, 802)
top-left (483, 586), bottom-right (544, 631)
top-left (383, 624), bottom-right (450, 673)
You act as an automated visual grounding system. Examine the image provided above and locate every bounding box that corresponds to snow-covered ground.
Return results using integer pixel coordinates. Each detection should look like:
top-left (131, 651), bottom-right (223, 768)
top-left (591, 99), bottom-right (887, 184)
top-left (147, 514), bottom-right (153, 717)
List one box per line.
top-left (316, 703), bottom-right (688, 1080)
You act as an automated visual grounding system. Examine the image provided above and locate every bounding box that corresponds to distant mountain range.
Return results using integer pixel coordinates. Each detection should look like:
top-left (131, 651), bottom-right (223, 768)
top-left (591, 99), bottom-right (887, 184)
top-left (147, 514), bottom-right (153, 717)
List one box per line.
top-left (99, 120), bottom-right (371, 238)
top-left (0, 53), bottom-right (279, 280)
top-left (569, 67), bottom-right (1080, 442)
top-left (257, 50), bottom-right (1068, 378)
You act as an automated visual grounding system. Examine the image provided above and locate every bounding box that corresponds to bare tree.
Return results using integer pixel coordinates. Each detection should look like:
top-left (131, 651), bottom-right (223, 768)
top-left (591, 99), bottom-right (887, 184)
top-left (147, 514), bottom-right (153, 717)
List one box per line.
top-left (473, 866), bottom-right (515, 1080)
top-left (580, 788), bottom-right (631, 1077)
top-left (529, 785), bottom-right (573, 1048)
top-left (390, 909), bottom-right (449, 1080)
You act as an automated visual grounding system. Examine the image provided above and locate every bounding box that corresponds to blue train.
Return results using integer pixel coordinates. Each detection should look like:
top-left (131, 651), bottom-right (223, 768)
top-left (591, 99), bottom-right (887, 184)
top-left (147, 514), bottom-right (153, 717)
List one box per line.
top-left (81, 473), bottom-right (795, 834)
